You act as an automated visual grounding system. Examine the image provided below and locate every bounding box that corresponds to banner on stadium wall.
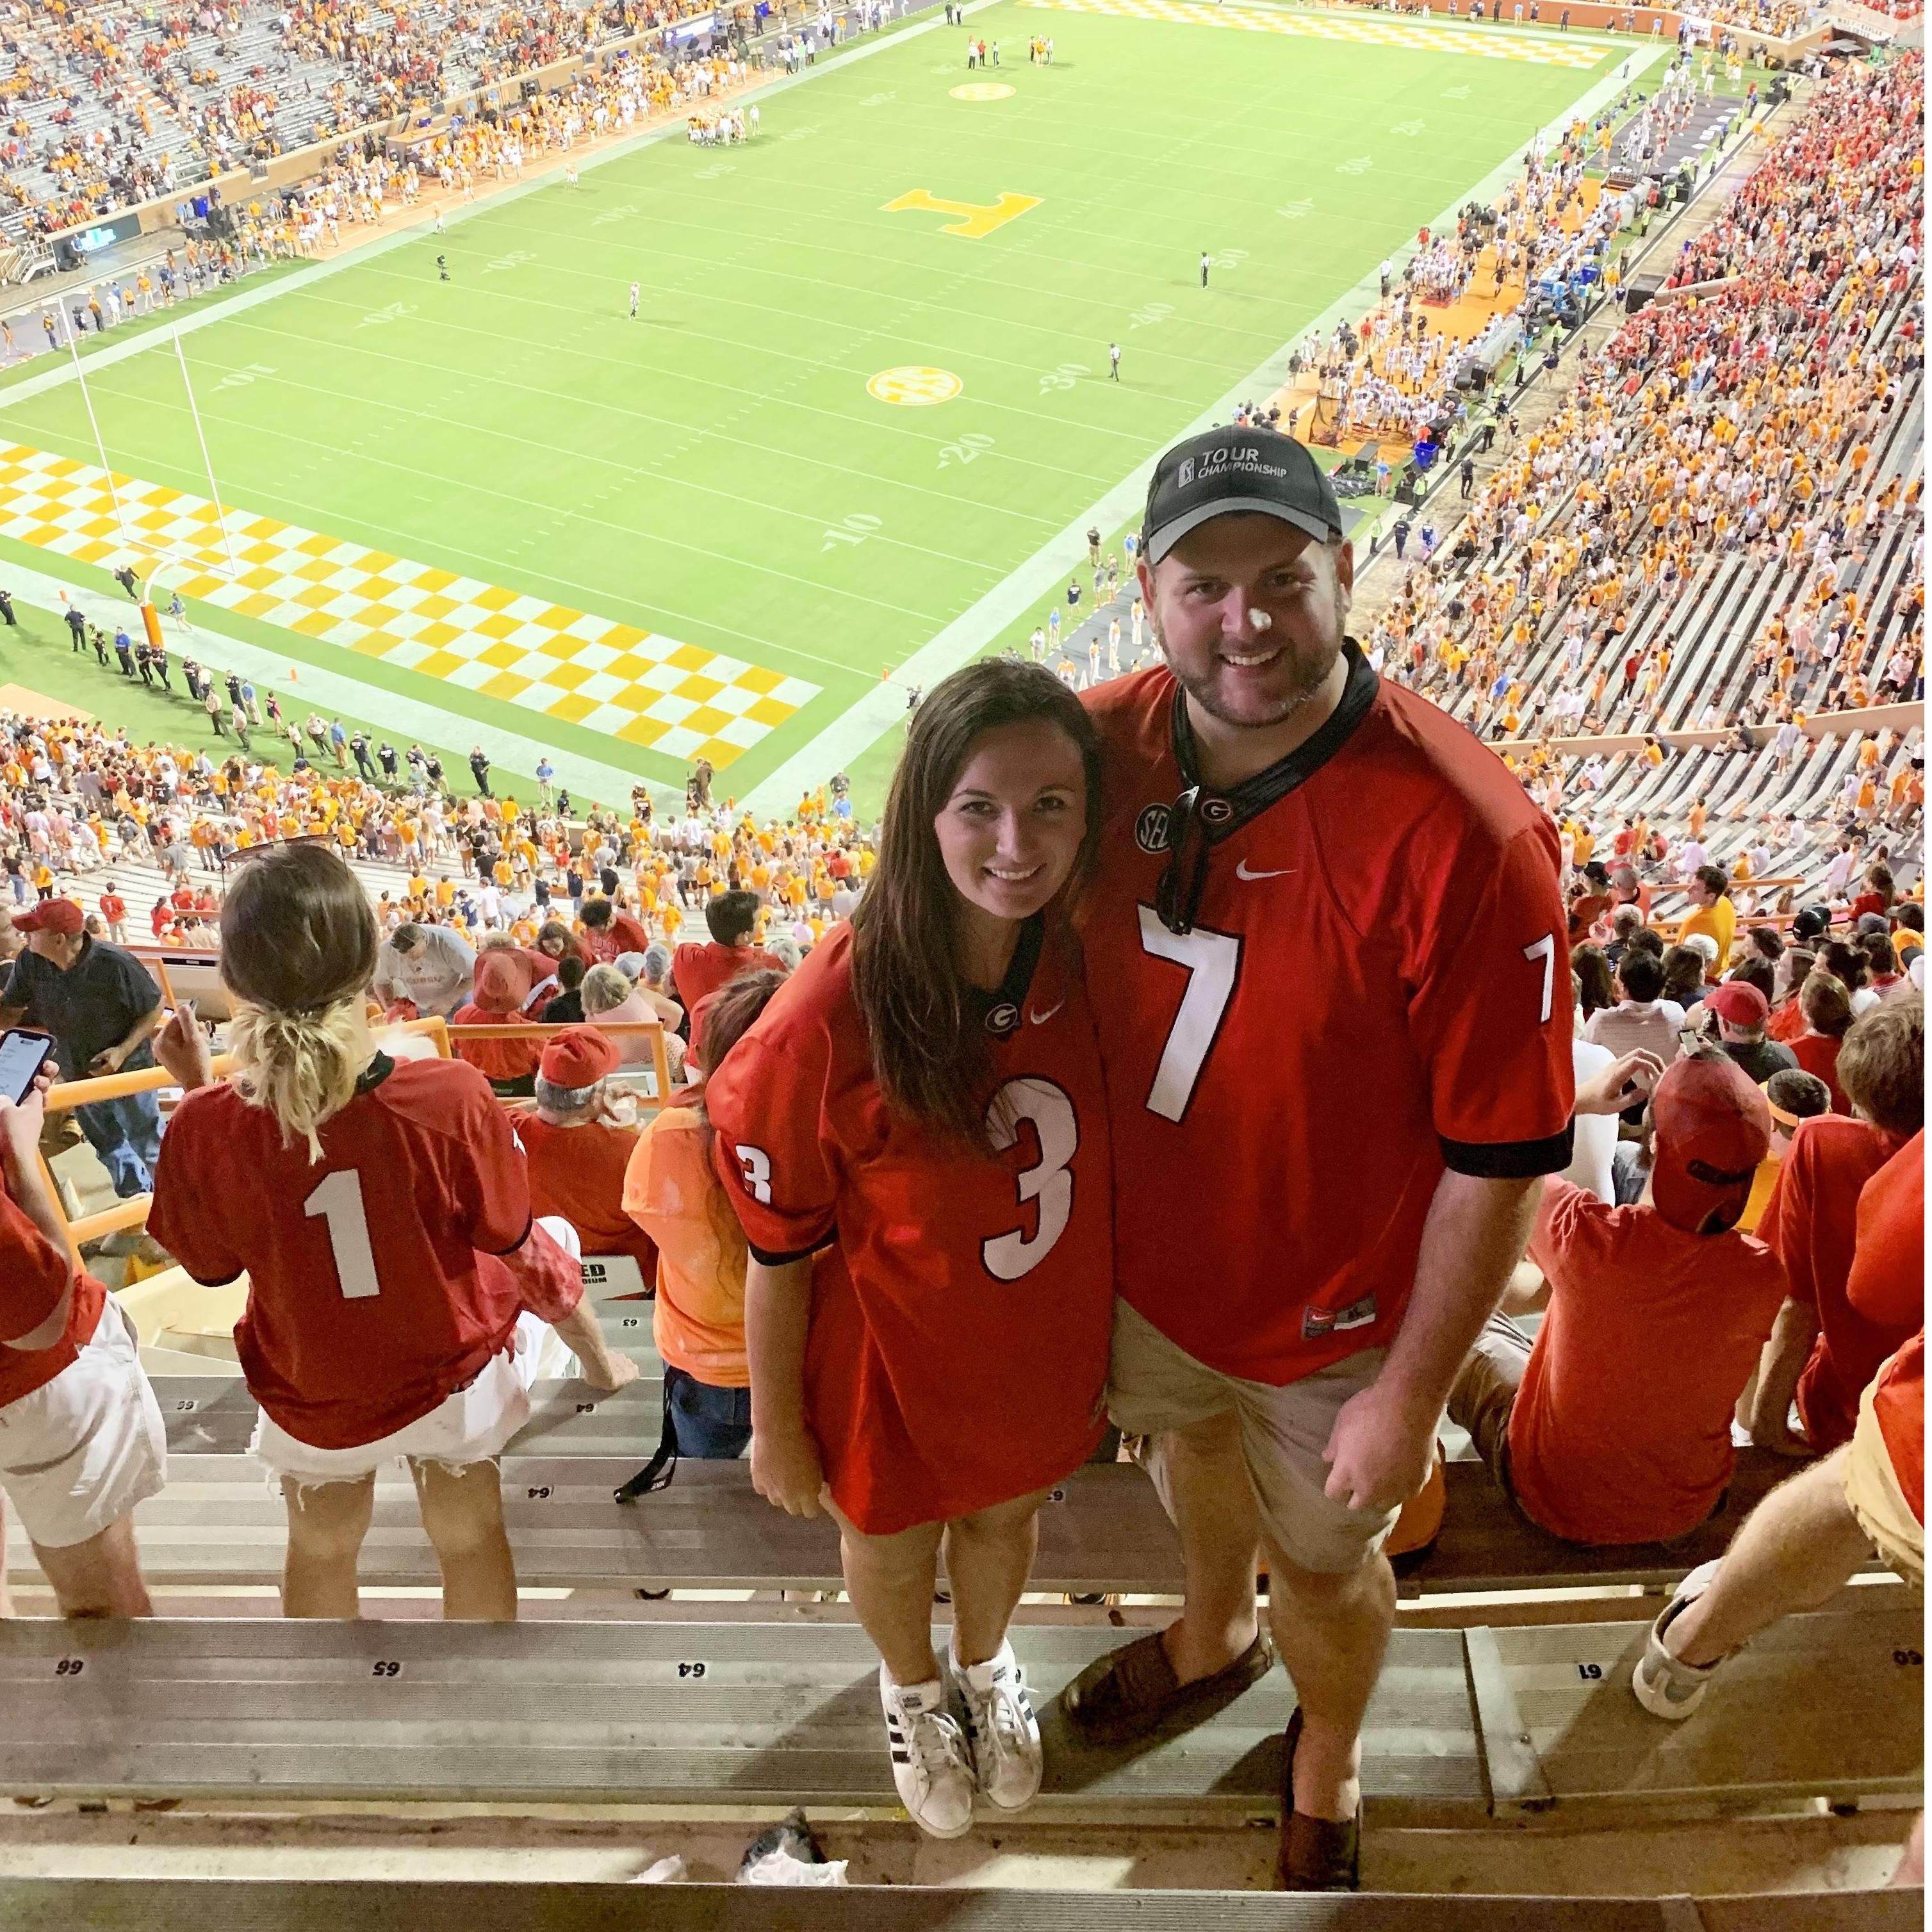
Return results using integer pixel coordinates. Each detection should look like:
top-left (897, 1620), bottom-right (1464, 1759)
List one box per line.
top-left (669, 12), bottom-right (716, 40)
top-left (1651, 274), bottom-right (1744, 306)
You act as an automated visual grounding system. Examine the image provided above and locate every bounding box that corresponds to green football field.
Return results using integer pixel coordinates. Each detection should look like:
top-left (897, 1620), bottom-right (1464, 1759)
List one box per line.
top-left (0, 0), bottom-right (1632, 813)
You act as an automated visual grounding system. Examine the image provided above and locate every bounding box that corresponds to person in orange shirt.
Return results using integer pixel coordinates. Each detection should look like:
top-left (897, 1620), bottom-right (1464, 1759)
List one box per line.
top-left (621, 969), bottom-right (784, 1473)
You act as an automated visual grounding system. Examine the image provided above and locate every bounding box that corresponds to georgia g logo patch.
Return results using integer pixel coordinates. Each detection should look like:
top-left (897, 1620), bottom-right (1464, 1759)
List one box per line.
top-left (1134, 803), bottom-right (1171, 854)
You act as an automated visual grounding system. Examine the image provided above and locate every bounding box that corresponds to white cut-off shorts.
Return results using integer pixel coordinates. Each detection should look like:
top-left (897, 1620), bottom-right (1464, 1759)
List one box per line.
top-left (0, 1298), bottom-right (167, 1549)
top-left (251, 1218), bottom-right (583, 1487)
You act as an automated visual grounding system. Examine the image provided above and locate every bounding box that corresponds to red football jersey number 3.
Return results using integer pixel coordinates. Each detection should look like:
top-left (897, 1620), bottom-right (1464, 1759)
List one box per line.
top-left (304, 1169), bottom-right (384, 1300)
top-left (982, 1077), bottom-right (1079, 1283)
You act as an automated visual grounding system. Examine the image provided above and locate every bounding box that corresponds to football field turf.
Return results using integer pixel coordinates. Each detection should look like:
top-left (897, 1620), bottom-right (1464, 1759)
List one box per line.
top-left (0, 0), bottom-right (1632, 811)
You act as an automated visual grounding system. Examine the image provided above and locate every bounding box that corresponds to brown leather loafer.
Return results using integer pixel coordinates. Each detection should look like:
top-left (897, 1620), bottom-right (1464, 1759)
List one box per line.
top-left (1277, 1707), bottom-right (1361, 1891)
top-left (1060, 1626), bottom-right (1276, 1748)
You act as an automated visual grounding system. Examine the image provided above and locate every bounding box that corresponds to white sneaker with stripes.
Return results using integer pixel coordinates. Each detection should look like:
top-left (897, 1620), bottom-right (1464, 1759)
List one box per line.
top-left (878, 1665), bottom-right (975, 1838)
top-left (951, 1639), bottom-right (1042, 1812)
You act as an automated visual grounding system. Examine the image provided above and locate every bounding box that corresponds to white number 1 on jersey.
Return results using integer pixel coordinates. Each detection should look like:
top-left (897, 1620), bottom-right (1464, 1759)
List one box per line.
top-left (1138, 905), bottom-right (1242, 1122)
top-left (304, 1169), bottom-right (382, 1300)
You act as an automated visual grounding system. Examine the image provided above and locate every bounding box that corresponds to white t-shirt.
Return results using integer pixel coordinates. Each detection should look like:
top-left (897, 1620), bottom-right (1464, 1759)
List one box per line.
top-left (1564, 1038), bottom-right (1618, 1203)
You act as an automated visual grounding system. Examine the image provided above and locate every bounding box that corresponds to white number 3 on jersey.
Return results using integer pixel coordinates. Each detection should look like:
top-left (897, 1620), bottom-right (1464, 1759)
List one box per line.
top-left (982, 1077), bottom-right (1078, 1282)
top-left (735, 1145), bottom-right (774, 1206)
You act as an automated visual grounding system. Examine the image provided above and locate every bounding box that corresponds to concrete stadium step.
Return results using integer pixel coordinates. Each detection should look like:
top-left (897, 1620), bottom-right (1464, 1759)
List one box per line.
top-left (8, 1446), bottom-right (1881, 1601)
top-left (2, 1459), bottom-right (1186, 1596)
top-left (0, 1599), bottom-right (1917, 1826)
top-left (153, 1375), bottom-right (666, 1457)
top-left (0, 1879), bottom-right (1919, 1932)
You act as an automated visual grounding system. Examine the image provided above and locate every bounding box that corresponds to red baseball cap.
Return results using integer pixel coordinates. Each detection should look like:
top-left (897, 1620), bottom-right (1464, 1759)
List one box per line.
top-left (471, 950), bottom-right (527, 1014)
top-left (539, 1025), bottom-right (620, 1090)
top-left (1650, 1053), bottom-right (1772, 1234)
top-left (1703, 980), bottom-right (1770, 1029)
top-left (14, 898), bottom-right (84, 936)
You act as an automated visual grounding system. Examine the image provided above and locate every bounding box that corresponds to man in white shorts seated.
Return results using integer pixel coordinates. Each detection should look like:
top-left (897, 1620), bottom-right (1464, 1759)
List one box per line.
top-left (0, 1063), bottom-right (163, 1616)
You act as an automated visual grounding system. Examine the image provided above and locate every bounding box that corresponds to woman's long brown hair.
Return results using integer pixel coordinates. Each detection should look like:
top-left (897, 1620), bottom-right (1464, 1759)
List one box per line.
top-left (850, 659), bottom-right (1102, 1149)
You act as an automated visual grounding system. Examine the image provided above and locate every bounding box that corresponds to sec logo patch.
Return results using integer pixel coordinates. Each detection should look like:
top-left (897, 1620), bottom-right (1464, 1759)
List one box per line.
top-left (1134, 803), bottom-right (1170, 854)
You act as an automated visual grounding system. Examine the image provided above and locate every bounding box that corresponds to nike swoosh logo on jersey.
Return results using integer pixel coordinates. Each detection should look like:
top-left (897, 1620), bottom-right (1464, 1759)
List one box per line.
top-left (1029, 1002), bottom-right (1065, 1024)
top-left (1234, 860), bottom-right (1296, 881)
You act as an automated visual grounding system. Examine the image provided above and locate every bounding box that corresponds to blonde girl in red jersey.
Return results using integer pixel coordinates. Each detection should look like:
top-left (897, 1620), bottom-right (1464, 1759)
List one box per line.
top-left (150, 846), bottom-right (634, 1620)
top-left (708, 661), bottom-right (1115, 1838)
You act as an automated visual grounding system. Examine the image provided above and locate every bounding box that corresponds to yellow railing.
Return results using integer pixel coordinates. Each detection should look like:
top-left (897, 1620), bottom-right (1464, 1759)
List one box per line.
top-left (37, 1015), bottom-right (452, 1263)
top-left (446, 1019), bottom-right (673, 1110)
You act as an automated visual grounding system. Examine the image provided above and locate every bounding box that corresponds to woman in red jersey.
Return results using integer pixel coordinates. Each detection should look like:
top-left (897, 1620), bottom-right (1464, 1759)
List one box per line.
top-left (149, 845), bottom-right (634, 1620)
top-left (709, 660), bottom-right (1113, 1840)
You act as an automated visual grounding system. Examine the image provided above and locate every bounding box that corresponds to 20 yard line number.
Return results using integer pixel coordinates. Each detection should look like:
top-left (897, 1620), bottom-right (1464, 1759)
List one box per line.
top-left (1137, 906), bottom-right (1241, 1123)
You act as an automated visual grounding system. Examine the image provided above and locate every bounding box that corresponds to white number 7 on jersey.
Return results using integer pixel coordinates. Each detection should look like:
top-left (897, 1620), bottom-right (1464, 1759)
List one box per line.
top-left (1138, 905), bottom-right (1242, 1122)
top-left (1522, 932), bottom-right (1555, 1026)
top-left (304, 1169), bottom-right (382, 1300)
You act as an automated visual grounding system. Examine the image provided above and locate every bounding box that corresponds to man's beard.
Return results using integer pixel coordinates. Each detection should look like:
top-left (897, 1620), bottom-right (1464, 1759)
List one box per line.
top-left (1156, 622), bottom-right (1345, 732)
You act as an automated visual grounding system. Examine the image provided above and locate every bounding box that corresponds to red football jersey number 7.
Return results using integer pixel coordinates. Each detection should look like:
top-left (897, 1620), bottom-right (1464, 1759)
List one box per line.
top-left (1137, 906), bottom-right (1242, 1123)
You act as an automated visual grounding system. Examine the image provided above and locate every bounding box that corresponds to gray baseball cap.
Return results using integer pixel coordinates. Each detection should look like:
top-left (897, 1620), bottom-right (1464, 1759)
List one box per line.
top-left (1141, 427), bottom-right (1344, 564)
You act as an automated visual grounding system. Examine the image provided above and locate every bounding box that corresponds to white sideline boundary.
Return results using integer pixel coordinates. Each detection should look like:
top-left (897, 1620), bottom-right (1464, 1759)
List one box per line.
top-left (740, 40), bottom-right (1663, 811)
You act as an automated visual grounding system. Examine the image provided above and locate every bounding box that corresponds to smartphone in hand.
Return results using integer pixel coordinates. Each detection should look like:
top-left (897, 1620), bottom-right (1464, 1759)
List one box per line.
top-left (0, 1029), bottom-right (53, 1106)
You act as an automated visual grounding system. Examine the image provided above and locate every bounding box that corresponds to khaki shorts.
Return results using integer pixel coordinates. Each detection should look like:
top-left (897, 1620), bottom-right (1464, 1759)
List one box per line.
top-left (1844, 1375), bottom-right (1924, 1590)
top-left (1106, 1300), bottom-right (1401, 1575)
top-left (0, 1298), bottom-right (167, 1550)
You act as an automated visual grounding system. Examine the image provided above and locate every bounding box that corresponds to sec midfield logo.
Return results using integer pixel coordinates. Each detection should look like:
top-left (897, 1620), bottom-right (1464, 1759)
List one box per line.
top-left (1135, 803), bottom-right (1171, 854)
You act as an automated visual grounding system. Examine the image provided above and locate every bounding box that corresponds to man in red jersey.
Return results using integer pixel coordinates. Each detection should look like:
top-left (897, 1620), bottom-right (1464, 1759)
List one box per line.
top-left (576, 896), bottom-right (652, 969)
top-left (671, 890), bottom-right (785, 1054)
top-left (1061, 429), bottom-right (1575, 1890)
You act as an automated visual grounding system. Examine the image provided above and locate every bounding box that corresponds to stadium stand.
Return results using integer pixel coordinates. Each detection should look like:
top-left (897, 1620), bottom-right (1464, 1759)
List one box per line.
top-left (0, 22), bottom-right (1922, 1923)
top-left (0, 0), bottom-right (876, 245)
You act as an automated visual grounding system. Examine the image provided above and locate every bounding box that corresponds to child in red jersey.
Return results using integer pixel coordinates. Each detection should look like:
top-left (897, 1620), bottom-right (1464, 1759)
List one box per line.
top-left (710, 662), bottom-right (1114, 1839)
top-left (150, 845), bottom-right (635, 1620)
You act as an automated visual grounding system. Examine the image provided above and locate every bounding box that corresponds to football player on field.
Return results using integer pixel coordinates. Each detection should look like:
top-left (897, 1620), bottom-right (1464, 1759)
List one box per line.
top-left (1061, 429), bottom-right (1575, 1891)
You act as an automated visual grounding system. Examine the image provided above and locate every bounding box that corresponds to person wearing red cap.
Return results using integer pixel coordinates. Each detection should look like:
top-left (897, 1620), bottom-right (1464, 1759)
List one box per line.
top-left (1748, 995), bottom-right (1924, 1457)
top-left (515, 1026), bottom-right (659, 1286)
top-left (1632, 1129), bottom-right (1924, 1884)
top-left (1700, 978), bottom-right (1797, 1085)
top-left (449, 950), bottom-right (544, 1096)
top-left (1449, 1048), bottom-right (1789, 1546)
top-left (0, 897), bottom-right (164, 1199)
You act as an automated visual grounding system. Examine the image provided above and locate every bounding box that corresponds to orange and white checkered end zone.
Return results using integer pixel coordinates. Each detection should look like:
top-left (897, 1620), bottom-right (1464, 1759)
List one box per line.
top-left (0, 443), bottom-right (821, 770)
